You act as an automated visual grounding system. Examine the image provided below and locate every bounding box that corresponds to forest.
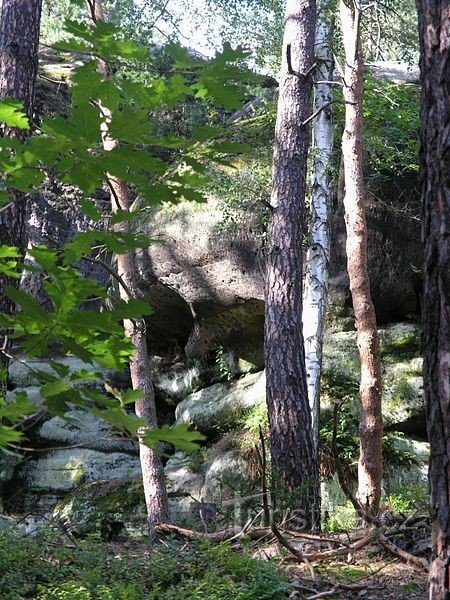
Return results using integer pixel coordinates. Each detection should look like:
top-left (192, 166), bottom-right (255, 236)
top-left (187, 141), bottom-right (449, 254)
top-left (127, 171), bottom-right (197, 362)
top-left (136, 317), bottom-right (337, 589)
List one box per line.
top-left (0, 0), bottom-right (448, 598)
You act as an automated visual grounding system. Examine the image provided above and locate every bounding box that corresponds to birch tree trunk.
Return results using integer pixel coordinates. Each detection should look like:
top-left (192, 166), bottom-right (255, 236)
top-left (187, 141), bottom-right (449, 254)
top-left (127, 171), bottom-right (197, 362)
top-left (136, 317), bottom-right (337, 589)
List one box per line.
top-left (0, 0), bottom-right (42, 370)
top-left (302, 5), bottom-right (334, 448)
top-left (87, 0), bottom-right (169, 535)
top-left (417, 1), bottom-right (450, 596)
top-left (265, 0), bottom-right (320, 530)
top-left (339, 0), bottom-right (383, 514)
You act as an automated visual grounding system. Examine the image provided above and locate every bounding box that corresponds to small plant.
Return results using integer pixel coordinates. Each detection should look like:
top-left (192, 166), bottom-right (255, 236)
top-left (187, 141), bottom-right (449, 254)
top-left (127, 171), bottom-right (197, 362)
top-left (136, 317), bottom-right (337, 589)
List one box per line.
top-left (384, 483), bottom-right (428, 514)
top-left (214, 345), bottom-right (234, 382)
top-left (323, 502), bottom-right (357, 533)
top-left (0, 528), bottom-right (290, 599)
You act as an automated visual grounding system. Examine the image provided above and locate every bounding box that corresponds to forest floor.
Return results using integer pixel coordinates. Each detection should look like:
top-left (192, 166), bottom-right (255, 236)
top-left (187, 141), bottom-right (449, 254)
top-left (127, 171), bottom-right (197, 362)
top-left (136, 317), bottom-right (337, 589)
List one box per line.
top-left (106, 534), bottom-right (429, 599)
top-left (0, 525), bottom-right (429, 599)
top-left (286, 549), bottom-right (428, 599)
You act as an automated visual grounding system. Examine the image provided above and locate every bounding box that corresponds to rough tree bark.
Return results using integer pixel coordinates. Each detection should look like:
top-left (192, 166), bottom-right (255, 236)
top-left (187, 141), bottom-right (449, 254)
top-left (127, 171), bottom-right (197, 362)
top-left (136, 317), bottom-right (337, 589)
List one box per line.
top-left (303, 4), bottom-right (334, 448)
top-left (87, 0), bottom-right (169, 534)
top-left (264, 0), bottom-right (320, 530)
top-left (339, 0), bottom-right (383, 513)
top-left (417, 1), bottom-right (450, 597)
top-left (0, 0), bottom-right (42, 368)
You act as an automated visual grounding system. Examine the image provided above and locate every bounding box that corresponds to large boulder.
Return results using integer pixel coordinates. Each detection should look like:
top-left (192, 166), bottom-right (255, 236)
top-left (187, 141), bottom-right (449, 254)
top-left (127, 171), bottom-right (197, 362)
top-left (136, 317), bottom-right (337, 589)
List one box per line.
top-left (175, 370), bottom-right (266, 435)
top-left (137, 200), bottom-right (265, 364)
top-left (4, 448), bottom-right (141, 514)
top-left (322, 322), bottom-right (425, 435)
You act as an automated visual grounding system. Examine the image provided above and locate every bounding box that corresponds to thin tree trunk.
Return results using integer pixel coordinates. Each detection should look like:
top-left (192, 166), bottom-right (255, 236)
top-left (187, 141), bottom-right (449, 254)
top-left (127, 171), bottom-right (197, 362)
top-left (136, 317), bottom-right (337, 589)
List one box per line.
top-left (265, 0), bottom-right (320, 531)
top-left (0, 0), bottom-right (42, 369)
top-left (417, 1), bottom-right (450, 596)
top-left (303, 5), bottom-right (334, 448)
top-left (87, 0), bottom-right (169, 534)
top-left (339, 0), bottom-right (382, 514)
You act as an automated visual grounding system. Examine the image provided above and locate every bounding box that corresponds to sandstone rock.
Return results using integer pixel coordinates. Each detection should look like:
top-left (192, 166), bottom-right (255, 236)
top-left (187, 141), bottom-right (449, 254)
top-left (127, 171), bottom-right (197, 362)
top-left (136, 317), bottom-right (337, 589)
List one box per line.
top-left (37, 409), bottom-right (138, 454)
top-left (5, 448), bottom-right (141, 514)
top-left (322, 322), bottom-right (425, 433)
top-left (8, 357), bottom-right (105, 389)
top-left (175, 371), bottom-right (265, 434)
top-left (52, 478), bottom-right (147, 538)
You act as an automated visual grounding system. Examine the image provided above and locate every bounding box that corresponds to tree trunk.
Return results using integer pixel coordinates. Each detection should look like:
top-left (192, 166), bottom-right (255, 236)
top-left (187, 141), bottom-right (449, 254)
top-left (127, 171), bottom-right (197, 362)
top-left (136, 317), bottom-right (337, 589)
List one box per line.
top-left (0, 0), bottom-right (42, 370)
top-left (265, 0), bottom-right (320, 530)
top-left (417, 1), bottom-right (450, 597)
top-left (339, 0), bottom-right (383, 514)
top-left (303, 5), bottom-right (334, 449)
top-left (87, 0), bottom-right (169, 534)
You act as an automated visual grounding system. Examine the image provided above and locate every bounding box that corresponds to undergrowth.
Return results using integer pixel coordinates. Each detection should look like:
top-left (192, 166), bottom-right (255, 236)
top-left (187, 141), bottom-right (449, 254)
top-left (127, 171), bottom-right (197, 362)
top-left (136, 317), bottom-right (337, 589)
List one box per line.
top-left (0, 529), bottom-right (290, 600)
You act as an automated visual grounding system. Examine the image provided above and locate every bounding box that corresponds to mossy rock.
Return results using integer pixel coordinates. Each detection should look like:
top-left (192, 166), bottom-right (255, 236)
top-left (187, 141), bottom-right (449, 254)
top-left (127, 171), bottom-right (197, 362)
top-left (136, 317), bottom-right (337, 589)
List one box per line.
top-left (53, 478), bottom-right (147, 539)
top-left (322, 322), bottom-right (424, 433)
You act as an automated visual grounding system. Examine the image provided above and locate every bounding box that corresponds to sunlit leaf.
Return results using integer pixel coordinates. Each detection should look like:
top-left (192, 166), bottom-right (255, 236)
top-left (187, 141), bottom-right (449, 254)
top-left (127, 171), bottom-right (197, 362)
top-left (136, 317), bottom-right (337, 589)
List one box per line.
top-left (0, 98), bottom-right (29, 129)
top-left (143, 423), bottom-right (206, 452)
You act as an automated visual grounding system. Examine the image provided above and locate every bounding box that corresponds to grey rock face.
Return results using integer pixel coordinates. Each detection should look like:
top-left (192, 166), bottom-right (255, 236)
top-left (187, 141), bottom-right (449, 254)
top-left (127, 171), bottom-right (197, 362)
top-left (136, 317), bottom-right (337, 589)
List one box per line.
top-left (136, 200), bottom-right (265, 362)
top-left (175, 371), bottom-right (266, 434)
top-left (38, 410), bottom-right (138, 454)
top-left (322, 322), bottom-right (425, 434)
top-left (165, 449), bottom-right (253, 525)
top-left (5, 449), bottom-right (141, 514)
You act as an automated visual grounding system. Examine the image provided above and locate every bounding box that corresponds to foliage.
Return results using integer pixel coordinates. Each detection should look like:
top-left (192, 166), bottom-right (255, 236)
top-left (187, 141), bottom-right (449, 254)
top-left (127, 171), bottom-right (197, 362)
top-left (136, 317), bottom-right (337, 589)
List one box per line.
top-left (333, 74), bottom-right (420, 183)
top-left (0, 529), bottom-right (289, 599)
top-left (359, 0), bottom-right (419, 62)
top-left (0, 15), bottom-right (260, 448)
top-left (323, 502), bottom-right (356, 534)
top-left (363, 75), bottom-right (420, 179)
top-left (214, 345), bottom-right (234, 381)
top-left (384, 483), bottom-right (428, 514)
top-left (319, 367), bottom-right (419, 485)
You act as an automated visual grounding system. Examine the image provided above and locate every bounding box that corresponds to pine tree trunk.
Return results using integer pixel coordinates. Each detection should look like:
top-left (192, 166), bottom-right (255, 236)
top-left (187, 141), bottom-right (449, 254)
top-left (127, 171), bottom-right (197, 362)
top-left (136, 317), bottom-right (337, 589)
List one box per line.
top-left (417, 1), bottom-right (450, 596)
top-left (303, 5), bottom-right (334, 448)
top-left (339, 0), bottom-right (382, 514)
top-left (0, 0), bottom-right (42, 369)
top-left (88, 0), bottom-right (169, 534)
top-left (265, 0), bottom-right (320, 530)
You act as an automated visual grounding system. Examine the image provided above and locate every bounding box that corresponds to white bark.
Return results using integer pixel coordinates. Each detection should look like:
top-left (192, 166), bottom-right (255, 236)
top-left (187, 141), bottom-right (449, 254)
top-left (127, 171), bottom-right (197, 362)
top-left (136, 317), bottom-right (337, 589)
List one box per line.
top-left (302, 9), bottom-right (334, 447)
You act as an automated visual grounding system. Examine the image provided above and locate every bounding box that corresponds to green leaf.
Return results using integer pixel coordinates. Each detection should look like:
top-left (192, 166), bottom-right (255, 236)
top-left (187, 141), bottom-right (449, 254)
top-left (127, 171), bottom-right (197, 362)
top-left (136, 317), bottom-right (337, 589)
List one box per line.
top-left (0, 98), bottom-right (29, 129)
top-left (40, 379), bottom-right (71, 398)
top-left (208, 141), bottom-right (251, 154)
top-left (0, 246), bottom-right (21, 258)
top-left (49, 361), bottom-right (71, 378)
top-left (5, 286), bottom-right (48, 320)
top-left (0, 424), bottom-right (22, 446)
top-left (143, 423), bottom-right (205, 452)
top-left (79, 198), bottom-right (103, 221)
top-left (111, 298), bottom-right (154, 320)
top-left (0, 391), bottom-right (37, 420)
top-left (192, 125), bottom-right (224, 141)
top-left (108, 106), bottom-right (153, 143)
top-left (89, 405), bottom-right (145, 435)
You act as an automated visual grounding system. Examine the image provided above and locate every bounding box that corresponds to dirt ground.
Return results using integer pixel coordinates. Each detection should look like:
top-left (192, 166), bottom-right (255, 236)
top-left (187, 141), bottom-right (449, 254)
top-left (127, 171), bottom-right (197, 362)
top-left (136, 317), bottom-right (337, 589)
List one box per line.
top-left (286, 551), bottom-right (428, 599)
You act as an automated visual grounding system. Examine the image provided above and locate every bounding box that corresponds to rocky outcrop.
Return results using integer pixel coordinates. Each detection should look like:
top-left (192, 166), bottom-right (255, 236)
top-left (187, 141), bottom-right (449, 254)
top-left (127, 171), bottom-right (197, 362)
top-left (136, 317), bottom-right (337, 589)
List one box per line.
top-left (136, 200), bottom-right (265, 365)
top-left (175, 371), bottom-right (265, 435)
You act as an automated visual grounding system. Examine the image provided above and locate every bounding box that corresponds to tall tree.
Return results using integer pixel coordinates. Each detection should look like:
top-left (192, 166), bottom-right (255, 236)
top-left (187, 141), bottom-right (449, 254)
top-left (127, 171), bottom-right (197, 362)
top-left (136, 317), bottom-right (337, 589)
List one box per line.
top-left (303, 2), bottom-right (334, 448)
top-left (417, 0), bottom-right (450, 596)
top-left (0, 0), bottom-right (42, 370)
top-left (86, 0), bottom-right (169, 534)
top-left (264, 0), bottom-right (320, 530)
top-left (339, 0), bottom-right (383, 514)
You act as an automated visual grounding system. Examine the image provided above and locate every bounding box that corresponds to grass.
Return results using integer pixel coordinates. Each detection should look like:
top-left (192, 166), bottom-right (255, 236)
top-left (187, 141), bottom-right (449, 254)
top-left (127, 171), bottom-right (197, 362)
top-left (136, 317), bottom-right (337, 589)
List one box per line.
top-left (0, 528), bottom-right (290, 600)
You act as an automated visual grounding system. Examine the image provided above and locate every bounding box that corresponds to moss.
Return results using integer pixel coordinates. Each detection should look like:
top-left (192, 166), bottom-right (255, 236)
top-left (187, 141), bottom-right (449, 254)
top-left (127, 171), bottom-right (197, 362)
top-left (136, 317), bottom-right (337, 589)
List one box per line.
top-left (54, 478), bottom-right (147, 539)
top-left (381, 333), bottom-right (421, 363)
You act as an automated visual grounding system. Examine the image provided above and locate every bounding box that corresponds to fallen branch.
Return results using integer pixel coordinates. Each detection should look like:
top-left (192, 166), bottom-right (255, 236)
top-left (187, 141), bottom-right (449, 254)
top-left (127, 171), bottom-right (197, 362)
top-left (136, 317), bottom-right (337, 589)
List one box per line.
top-left (155, 523), bottom-right (272, 542)
top-left (378, 534), bottom-right (429, 570)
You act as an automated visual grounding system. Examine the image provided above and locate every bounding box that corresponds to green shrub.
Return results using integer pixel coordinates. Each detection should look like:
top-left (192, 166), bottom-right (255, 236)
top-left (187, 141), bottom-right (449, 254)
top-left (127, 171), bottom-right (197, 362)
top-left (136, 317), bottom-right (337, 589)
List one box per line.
top-left (384, 483), bottom-right (428, 514)
top-left (324, 503), bottom-right (357, 533)
top-left (0, 529), bottom-right (289, 600)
